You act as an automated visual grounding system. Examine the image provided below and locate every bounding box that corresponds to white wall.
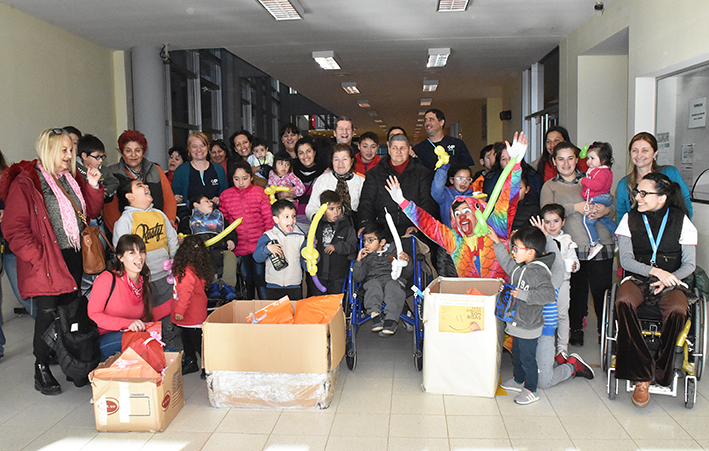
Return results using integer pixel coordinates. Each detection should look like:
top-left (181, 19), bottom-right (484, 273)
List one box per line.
top-left (560, 0), bottom-right (709, 267)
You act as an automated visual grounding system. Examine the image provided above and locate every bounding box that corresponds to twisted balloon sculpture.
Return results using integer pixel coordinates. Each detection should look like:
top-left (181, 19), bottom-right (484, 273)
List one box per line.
top-left (301, 203), bottom-right (328, 292)
top-left (264, 185), bottom-right (290, 204)
top-left (384, 207), bottom-right (408, 280)
top-left (177, 217), bottom-right (243, 247)
top-left (433, 145), bottom-right (449, 170)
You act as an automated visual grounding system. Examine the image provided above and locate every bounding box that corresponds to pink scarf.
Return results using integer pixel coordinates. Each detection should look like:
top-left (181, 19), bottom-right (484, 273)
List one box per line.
top-left (37, 162), bottom-right (86, 251)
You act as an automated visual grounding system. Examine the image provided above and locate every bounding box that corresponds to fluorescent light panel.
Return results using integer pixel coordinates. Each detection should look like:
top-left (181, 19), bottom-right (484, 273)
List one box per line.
top-left (358, 100), bottom-right (371, 108)
top-left (418, 110), bottom-right (426, 116)
top-left (374, 119), bottom-right (383, 123)
top-left (437, 0), bottom-right (470, 12)
top-left (258, 0), bottom-right (303, 20)
top-left (367, 111), bottom-right (378, 117)
top-left (427, 48), bottom-right (450, 68)
top-left (423, 80), bottom-right (439, 92)
top-left (312, 51), bottom-right (341, 70)
top-left (341, 82), bottom-right (359, 94)
top-left (420, 97), bottom-right (433, 106)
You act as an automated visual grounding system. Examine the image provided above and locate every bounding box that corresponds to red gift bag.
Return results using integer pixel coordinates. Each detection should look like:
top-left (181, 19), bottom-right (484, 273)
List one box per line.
top-left (121, 322), bottom-right (166, 374)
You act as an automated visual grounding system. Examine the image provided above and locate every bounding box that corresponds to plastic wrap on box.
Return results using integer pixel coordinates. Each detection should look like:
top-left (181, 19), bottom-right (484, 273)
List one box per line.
top-left (207, 367), bottom-right (339, 409)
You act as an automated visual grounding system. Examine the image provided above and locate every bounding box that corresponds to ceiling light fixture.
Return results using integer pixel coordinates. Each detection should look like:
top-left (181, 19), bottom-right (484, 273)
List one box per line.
top-left (358, 100), bottom-right (371, 108)
top-left (258, 0), bottom-right (303, 20)
top-left (374, 119), bottom-right (383, 123)
top-left (427, 48), bottom-right (450, 68)
top-left (420, 98), bottom-right (433, 106)
top-left (341, 82), bottom-right (359, 94)
top-left (367, 111), bottom-right (378, 117)
top-left (436, 0), bottom-right (470, 12)
top-left (312, 51), bottom-right (341, 70)
top-left (423, 80), bottom-right (439, 92)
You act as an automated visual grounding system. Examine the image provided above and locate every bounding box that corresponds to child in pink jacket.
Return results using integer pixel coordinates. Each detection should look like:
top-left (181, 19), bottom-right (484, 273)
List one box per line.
top-left (580, 142), bottom-right (616, 259)
top-left (268, 151), bottom-right (305, 208)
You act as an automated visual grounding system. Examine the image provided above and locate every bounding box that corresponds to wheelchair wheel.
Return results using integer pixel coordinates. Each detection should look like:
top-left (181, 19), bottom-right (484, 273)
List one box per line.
top-left (345, 292), bottom-right (358, 371)
top-left (693, 293), bottom-right (707, 381)
top-left (413, 333), bottom-right (423, 371)
top-left (346, 339), bottom-right (357, 370)
top-left (685, 377), bottom-right (696, 409)
top-left (608, 370), bottom-right (617, 400)
top-left (601, 284), bottom-right (617, 373)
top-left (412, 296), bottom-right (424, 371)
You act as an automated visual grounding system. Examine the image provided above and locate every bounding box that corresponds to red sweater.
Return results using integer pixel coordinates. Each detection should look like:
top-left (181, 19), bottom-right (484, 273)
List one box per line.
top-left (354, 153), bottom-right (381, 175)
top-left (88, 271), bottom-right (170, 334)
top-left (171, 266), bottom-right (208, 327)
top-left (219, 184), bottom-right (274, 256)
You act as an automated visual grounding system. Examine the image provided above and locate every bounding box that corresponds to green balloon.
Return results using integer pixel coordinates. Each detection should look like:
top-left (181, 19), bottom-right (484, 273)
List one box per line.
top-left (580, 144), bottom-right (588, 159)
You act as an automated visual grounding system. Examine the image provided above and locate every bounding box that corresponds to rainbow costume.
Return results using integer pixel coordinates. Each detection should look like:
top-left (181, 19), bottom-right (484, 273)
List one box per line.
top-left (397, 161), bottom-right (521, 280)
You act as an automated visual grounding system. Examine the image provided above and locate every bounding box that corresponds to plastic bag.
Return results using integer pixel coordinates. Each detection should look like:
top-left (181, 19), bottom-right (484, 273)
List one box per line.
top-left (464, 287), bottom-right (485, 296)
top-left (121, 322), bottom-right (166, 373)
top-left (92, 348), bottom-right (160, 380)
top-left (495, 283), bottom-right (518, 322)
top-left (293, 294), bottom-right (343, 324)
top-left (247, 297), bottom-right (295, 324)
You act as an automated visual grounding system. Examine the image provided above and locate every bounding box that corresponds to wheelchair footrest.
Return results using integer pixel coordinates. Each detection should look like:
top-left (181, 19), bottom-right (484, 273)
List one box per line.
top-left (626, 373), bottom-right (679, 397)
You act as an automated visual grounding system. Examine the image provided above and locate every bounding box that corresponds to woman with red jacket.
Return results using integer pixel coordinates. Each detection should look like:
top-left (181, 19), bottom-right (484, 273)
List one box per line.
top-left (170, 235), bottom-right (213, 376)
top-left (219, 159), bottom-right (273, 300)
top-left (0, 128), bottom-right (104, 395)
top-left (88, 235), bottom-right (170, 361)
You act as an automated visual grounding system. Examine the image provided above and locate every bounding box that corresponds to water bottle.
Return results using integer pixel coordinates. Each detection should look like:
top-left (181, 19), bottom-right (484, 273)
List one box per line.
top-left (268, 240), bottom-right (289, 271)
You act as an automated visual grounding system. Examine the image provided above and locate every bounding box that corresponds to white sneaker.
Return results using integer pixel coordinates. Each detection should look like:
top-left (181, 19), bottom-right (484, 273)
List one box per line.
top-left (588, 243), bottom-right (603, 260)
top-left (514, 388), bottom-right (540, 405)
top-left (500, 378), bottom-right (524, 393)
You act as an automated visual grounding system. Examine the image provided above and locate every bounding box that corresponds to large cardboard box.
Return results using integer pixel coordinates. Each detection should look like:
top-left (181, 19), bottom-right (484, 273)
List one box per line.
top-left (422, 277), bottom-right (503, 398)
top-left (89, 351), bottom-right (184, 432)
top-left (202, 300), bottom-right (345, 408)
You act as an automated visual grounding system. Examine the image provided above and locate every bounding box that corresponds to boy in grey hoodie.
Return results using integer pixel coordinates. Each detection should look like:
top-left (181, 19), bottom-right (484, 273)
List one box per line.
top-left (488, 226), bottom-right (555, 405)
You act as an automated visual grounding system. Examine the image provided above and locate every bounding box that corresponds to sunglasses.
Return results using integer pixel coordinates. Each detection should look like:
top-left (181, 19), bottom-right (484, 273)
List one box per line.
top-left (632, 188), bottom-right (661, 198)
top-left (51, 128), bottom-right (64, 135)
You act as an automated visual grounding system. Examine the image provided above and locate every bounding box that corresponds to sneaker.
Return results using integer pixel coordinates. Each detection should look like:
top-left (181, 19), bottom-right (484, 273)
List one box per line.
top-left (371, 313), bottom-right (384, 332)
top-left (514, 388), bottom-right (540, 405)
top-left (555, 350), bottom-right (569, 365)
top-left (207, 282), bottom-right (221, 298)
top-left (500, 378), bottom-right (524, 393)
top-left (567, 353), bottom-right (595, 379)
top-left (381, 319), bottom-right (398, 335)
top-left (569, 329), bottom-right (584, 347)
top-left (588, 243), bottom-right (603, 260)
top-left (221, 283), bottom-right (237, 300)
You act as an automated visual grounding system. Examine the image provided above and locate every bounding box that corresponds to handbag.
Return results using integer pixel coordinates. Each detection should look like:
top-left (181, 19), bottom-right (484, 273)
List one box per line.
top-left (54, 177), bottom-right (114, 274)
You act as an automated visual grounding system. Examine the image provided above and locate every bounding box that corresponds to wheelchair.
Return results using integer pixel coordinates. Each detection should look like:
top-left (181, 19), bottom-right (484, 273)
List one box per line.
top-left (600, 278), bottom-right (708, 408)
top-left (343, 235), bottom-right (432, 371)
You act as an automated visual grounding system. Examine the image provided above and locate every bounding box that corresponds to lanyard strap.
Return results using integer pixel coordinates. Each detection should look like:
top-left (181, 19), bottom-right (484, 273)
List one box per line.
top-left (642, 209), bottom-right (669, 266)
top-left (428, 138), bottom-right (454, 156)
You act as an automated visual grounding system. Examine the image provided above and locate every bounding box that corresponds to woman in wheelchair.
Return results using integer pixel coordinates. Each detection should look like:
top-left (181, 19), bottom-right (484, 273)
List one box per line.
top-left (615, 172), bottom-right (697, 407)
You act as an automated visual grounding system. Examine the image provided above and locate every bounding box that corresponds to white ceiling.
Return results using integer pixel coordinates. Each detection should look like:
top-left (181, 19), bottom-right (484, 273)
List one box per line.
top-left (9, 0), bottom-right (611, 138)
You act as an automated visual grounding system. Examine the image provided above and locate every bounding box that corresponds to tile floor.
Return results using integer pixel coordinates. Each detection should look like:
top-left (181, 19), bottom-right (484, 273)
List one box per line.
top-left (1, 310), bottom-right (708, 451)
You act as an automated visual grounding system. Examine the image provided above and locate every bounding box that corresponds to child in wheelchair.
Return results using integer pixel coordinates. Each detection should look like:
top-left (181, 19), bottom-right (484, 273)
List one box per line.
top-left (353, 223), bottom-right (412, 336)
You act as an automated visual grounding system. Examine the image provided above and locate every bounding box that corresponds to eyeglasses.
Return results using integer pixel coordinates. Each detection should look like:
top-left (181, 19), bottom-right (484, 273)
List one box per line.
top-left (511, 245), bottom-right (530, 253)
top-left (363, 237), bottom-right (379, 244)
top-left (632, 188), bottom-right (661, 198)
top-left (453, 176), bottom-right (473, 183)
top-left (88, 154), bottom-right (107, 161)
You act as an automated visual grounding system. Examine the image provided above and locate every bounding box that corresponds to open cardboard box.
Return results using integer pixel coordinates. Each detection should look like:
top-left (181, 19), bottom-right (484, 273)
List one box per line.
top-left (90, 351), bottom-right (184, 432)
top-left (202, 299), bottom-right (345, 408)
top-left (422, 277), bottom-right (504, 398)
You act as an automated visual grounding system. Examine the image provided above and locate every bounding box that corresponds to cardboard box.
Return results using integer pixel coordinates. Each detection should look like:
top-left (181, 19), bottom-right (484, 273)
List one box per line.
top-left (202, 300), bottom-right (345, 408)
top-left (90, 351), bottom-right (184, 432)
top-left (422, 277), bottom-right (503, 398)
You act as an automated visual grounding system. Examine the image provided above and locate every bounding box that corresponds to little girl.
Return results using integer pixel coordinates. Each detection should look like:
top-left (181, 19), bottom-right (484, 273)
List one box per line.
top-left (268, 151), bottom-right (305, 208)
top-left (580, 142), bottom-right (616, 259)
top-left (220, 160), bottom-right (273, 301)
top-left (430, 162), bottom-right (477, 227)
top-left (171, 235), bottom-right (213, 376)
top-left (247, 137), bottom-right (274, 180)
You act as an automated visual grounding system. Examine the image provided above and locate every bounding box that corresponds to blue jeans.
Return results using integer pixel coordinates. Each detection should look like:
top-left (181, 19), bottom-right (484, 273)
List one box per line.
top-left (240, 254), bottom-right (267, 300)
top-left (100, 330), bottom-right (124, 361)
top-left (583, 193), bottom-right (617, 245)
top-left (4, 253), bottom-right (36, 317)
top-left (512, 336), bottom-right (539, 392)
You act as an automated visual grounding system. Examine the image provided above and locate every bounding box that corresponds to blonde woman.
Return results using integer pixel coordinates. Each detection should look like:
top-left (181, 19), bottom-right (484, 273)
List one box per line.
top-left (171, 131), bottom-right (228, 209)
top-left (0, 128), bottom-right (103, 395)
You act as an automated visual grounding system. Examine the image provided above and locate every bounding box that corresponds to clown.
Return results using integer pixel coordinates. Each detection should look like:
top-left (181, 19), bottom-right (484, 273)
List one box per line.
top-left (385, 132), bottom-right (527, 280)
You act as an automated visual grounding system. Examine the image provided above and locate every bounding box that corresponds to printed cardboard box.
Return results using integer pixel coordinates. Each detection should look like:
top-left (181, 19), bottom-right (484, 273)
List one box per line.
top-left (202, 300), bottom-right (345, 408)
top-left (422, 277), bottom-right (503, 397)
top-left (90, 351), bottom-right (184, 432)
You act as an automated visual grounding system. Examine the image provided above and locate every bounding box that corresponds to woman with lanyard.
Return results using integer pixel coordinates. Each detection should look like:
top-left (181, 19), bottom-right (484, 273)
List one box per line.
top-left (614, 172), bottom-right (696, 407)
top-left (104, 130), bottom-right (177, 231)
top-left (292, 136), bottom-right (325, 232)
top-left (171, 131), bottom-right (228, 214)
top-left (305, 143), bottom-right (364, 222)
top-left (539, 142), bottom-right (615, 347)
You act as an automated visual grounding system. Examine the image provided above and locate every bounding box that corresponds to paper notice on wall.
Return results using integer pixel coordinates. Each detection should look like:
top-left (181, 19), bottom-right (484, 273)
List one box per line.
top-left (681, 144), bottom-right (694, 164)
top-left (656, 132), bottom-right (673, 166)
top-left (689, 97), bottom-right (706, 129)
top-left (438, 305), bottom-right (484, 333)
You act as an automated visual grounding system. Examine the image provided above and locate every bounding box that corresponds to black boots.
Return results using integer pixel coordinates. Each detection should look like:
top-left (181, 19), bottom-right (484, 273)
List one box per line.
top-left (182, 357), bottom-right (200, 375)
top-left (570, 329), bottom-right (584, 347)
top-left (35, 362), bottom-right (61, 395)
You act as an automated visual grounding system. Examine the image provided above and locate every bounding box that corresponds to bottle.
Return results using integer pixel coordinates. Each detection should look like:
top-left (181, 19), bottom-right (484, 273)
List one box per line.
top-left (268, 240), bottom-right (289, 271)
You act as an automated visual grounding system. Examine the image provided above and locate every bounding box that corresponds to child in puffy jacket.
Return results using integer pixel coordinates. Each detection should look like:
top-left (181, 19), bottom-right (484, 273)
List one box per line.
top-left (268, 151), bottom-right (305, 208)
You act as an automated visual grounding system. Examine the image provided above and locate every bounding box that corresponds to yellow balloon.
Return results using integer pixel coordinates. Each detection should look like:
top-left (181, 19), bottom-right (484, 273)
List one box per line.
top-left (204, 217), bottom-right (242, 247)
top-left (301, 203), bottom-right (328, 277)
top-left (264, 185), bottom-right (290, 204)
top-left (434, 145), bottom-right (450, 170)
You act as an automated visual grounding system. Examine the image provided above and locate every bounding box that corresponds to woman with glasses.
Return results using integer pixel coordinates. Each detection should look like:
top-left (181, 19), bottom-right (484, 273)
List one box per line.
top-left (614, 172), bottom-right (696, 407)
top-left (103, 130), bottom-right (177, 232)
top-left (539, 142), bottom-right (615, 347)
top-left (616, 132), bottom-right (692, 222)
top-left (0, 128), bottom-right (104, 395)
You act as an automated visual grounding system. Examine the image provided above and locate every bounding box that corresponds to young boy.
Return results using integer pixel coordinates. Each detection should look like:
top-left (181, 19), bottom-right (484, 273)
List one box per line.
top-left (114, 179), bottom-right (179, 347)
top-left (431, 162), bottom-right (477, 228)
top-left (354, 132), bottom-right (381, 174)
top-left (248, 137), bottom-right (274, 180)
top-left (488, 226), bottom-right (555, 405)
top-left (352, 223), bottom-right (412, 336)
top-left (77, 134), bottom-right (119, 197)
top-left (254, 200), bottom-right (306, 300)
top-left (178, 195), bottom-right (238, 299)
top-left (307, 190), bottom-right (358, 295)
